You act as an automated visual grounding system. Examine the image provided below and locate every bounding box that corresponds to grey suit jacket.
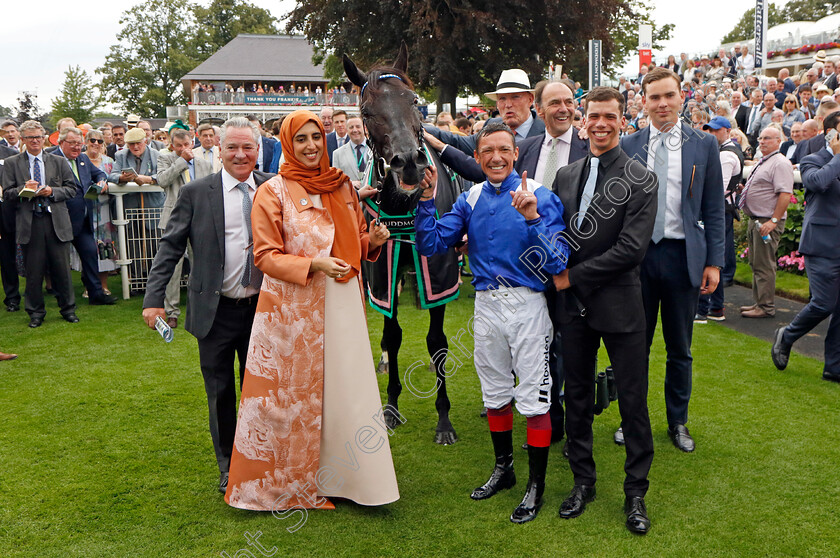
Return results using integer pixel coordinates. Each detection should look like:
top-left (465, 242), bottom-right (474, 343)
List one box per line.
top-left (1, 151), bottom-right (77, 244)
top-left (108, 147), bottom-right (163, 208)
top-left (332, 141), bottom-right (367, 182)
top-left (156, 151), bottom-right (213, 229)
top-left (143, 170), bottom-right (274, 339)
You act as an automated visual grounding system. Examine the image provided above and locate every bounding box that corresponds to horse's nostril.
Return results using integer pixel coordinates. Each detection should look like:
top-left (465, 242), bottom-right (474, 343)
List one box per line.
top-left (390, 154), bottom-right (406, 170)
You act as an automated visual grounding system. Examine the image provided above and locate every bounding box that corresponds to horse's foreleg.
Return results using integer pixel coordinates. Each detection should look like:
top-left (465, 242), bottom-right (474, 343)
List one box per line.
top-left (427, 305), bottom-right (458, 445)
top-left (383, 311), bottom-right (403, 429)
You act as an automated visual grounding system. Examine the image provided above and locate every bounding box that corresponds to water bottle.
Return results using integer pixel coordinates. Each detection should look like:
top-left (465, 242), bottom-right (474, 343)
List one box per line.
top-left (755, 220), bottom-right (771, 244)
top-left (155, 315), bottom-right (174, 343)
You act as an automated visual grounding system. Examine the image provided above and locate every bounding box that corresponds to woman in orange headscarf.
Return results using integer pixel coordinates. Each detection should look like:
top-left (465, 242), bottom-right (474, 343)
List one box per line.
top-left (225, 110), bottom-right (399, 512)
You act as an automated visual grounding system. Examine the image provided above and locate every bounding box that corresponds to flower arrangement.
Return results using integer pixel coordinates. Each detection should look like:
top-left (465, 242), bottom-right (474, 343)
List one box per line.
top-left (766, 42), bottom-right (840, 59)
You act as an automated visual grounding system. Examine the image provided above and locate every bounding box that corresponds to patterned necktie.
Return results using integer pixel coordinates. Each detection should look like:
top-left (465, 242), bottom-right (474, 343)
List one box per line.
top-left (33, 156), bottom-right (43, 212)
top-left (235, 183), bottom-right (263, 289)
top-left (577, 157), bottom-right (600, 228)
top-left (542, 137), bottom-right (559, 186)
top-left (652, 131), bottom-right (670, 243)
top-left (356, 144), bottom-right (366, 172)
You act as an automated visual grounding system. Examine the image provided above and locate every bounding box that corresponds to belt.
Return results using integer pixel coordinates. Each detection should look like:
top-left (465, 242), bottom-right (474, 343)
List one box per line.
top-left (219, 294), bottom-right (259, 306)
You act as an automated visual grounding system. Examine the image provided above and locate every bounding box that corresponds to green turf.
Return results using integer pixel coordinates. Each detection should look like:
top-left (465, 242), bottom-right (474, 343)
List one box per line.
top-left (1, 273), bottom-right (837, 557)
top-left (735, 262), bottom-right (811, 302)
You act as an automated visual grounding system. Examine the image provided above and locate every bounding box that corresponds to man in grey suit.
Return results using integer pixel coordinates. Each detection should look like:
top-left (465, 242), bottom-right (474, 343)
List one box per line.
top-left (1, 120), bottom-right (79, 328)
top-left (142, 117), bottom-right (273, 494)
top-left (155, 128), bottom-right (213, 329)
top-left (619, 67), bottom-right (725, 453)
top-left (332, 114), bottom-right (368, 187)
top-left (426, 68), bottom-right (546, 156)
top-left (773, 111), bottom-right (840, 382)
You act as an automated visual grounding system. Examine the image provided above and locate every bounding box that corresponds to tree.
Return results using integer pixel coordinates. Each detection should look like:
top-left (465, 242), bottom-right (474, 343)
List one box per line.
top-left (16, 92), bottom-right (41, 123)
top-left (0, 104), bottom-right (13, 118)
top-left (50, 66), bottom-right (100, 126)
top-left (97, 0), bottom-right (200, 117)
top-left (785, 0), bottom-right (840, 22)
top-left (721, 3), bottom-right (788, 44)
top-left (193, 0), bottom-right (279, 59)
top-left (288, 0), bottom-right (672, 112)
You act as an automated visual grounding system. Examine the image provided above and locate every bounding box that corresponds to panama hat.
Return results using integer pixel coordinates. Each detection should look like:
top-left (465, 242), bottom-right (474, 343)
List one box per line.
top-left (485, 69), bottom-right (534, 100)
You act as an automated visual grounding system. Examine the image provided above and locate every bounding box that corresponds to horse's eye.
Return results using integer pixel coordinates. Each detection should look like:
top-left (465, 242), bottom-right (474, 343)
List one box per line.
top-left (413, 97), bottom-right (419, 105)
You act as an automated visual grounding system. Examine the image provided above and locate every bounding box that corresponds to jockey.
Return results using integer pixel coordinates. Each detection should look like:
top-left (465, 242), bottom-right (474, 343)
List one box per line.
top-left (414, 121), bottom-right (569, 524)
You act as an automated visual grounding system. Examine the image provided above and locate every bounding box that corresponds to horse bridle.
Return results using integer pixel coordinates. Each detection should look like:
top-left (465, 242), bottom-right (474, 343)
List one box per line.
top-left (359, 73), bottom-right (425, 227)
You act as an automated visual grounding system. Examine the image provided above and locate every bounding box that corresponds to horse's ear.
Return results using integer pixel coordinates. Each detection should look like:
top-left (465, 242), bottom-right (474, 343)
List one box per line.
top-left (343, 54), bottom-right (366, 88)
top-left (394, 41), bottom-right (409, 73)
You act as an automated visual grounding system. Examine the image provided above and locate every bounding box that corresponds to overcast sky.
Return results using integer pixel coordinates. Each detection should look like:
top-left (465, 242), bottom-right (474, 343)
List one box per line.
top-left (1, 0), bottom-right (775, 114)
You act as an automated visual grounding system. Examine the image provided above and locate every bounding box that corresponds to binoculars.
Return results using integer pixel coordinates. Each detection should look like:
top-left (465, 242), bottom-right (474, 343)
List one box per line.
top-left (97, 240), bottom-right (115, 260)
top-left (593, 366), bottom-right (618, 415)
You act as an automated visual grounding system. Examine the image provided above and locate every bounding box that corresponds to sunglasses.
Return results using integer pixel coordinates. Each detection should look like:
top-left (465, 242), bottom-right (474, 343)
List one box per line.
top-left (88, 138), bottom-right (105, 144)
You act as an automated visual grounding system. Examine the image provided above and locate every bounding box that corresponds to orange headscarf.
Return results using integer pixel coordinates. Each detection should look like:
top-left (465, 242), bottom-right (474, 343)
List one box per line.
top-left (279, 110), bottom-right (359, 282)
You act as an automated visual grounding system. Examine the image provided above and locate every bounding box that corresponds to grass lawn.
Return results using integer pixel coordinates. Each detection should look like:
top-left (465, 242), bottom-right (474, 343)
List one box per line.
top-left (1, 273), bottom-right (838, 557)
top-left (735, 262), bottom-right (811, 302)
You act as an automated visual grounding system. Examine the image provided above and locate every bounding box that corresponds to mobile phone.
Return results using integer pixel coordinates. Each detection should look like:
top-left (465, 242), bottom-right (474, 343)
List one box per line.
top-left (122, 167), bottom-right (137, 177)
top-left (827, 129), bottom-right (838, 142)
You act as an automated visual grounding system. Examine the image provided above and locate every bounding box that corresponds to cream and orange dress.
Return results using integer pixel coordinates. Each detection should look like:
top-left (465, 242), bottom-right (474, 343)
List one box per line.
top-left (224, 175), bottom-right (399, 511)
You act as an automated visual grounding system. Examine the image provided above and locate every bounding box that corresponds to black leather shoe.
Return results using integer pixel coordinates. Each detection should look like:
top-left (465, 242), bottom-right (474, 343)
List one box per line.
top-left (510, 445), bottom-right (548, 524)
top-left (668, 424), bottom-right (695, 452)
top-left (460, 269), bottom-right (473, 277)
top-left (471, 461), bottom-right (515, 500)
top-left (823, 371), bottom-right (840, 383)
top-left (219, 472), bottom-right (229, 494)
top-left (28, 317), bottom-right (43, 328)
top-left (89, 293), bottom-right (117, 305)
top-left (62, 313), bottom-right (80, 324)
top-left (771, 326), bottom-right (791, 370)
top-left (6, 303), bottom-right (19, 312)
top-left (614, 427), bottom-right (625, 446)
top-left (558, 485), bottom-right (596, 519)
top-left (624, 496), bottom-right (650, 534)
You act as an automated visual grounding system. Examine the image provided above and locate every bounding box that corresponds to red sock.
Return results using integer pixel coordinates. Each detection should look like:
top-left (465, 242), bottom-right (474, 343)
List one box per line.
top-left (487, 403), bottom-right (513, 432)
top-left (526, 413), bottom-right (552, 447)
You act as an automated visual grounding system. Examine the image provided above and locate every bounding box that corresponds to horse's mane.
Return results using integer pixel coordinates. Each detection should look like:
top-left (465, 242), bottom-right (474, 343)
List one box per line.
top-left (365, 66), bottom-right (414, 92)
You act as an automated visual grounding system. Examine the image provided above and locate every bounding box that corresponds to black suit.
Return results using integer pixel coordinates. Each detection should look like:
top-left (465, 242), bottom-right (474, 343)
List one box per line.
top-left (551, 145), bottom-right (658, 496)
top-left (1, 150), bottom-right (78, 319)
top-left (791, 133), bottom-right (825, 165)
top-left (0, 145), bottom-right (20, 307)
top-left (733, 104), bottom-right (750, 133)
top-left (143, 169), bottom-right (274, 474)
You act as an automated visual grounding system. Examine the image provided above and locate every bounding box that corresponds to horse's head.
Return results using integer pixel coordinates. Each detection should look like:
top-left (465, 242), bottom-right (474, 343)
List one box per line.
top-left (344, 44), bottom-right (429, 197)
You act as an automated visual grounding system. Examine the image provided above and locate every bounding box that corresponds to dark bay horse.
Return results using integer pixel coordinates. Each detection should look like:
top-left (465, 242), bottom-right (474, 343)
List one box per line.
top-left (343, 46), bottom-right (461, 445)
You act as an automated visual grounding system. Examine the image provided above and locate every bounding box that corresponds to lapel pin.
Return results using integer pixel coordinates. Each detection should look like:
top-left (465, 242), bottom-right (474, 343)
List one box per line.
top-left (300, 199), bottom-right (308, 206)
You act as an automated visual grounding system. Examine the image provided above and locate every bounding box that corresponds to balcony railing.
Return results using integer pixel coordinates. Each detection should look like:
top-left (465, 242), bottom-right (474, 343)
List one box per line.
top-left (190, 92), bottom-right (359, 106)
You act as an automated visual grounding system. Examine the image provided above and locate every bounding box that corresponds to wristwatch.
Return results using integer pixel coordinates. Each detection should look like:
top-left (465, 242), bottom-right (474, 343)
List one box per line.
top-left (770, 217), bottom-right (778, 224)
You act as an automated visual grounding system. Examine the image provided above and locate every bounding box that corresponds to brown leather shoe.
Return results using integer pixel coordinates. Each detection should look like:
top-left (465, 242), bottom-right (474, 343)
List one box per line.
top-left (0, 352), bottom-right (18, 361)
top-left (739, 304), bottom-right (757, 312)
top-left (741, 307), bottom-right (773, 318)
top-left (167, 317), bottom-right (178, 329)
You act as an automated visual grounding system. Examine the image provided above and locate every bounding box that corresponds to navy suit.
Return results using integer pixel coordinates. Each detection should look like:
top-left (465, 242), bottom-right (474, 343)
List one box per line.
top-left (791, 133), bottom-right (824, 165)
top-left (56, 149), bottom-right (111, 300)
top-left (326, 131), bottom-right (349, 164)
top-left (439, 129), bottom-right (588, 184)
top-left (621, 124), bottom-right (725, 427)
top-left (258, 137), bottom-right (275, 172)
top-left (426, 110), bottom-right (547, 156)
top-left (782, 148), bottom-right (840, 375)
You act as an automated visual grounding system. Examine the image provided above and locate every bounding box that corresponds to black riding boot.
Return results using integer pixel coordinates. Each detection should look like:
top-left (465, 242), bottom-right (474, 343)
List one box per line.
top-left (470, 430), bottom-right (515, 500)
top-left (510, 444), bottom-right (549, 523)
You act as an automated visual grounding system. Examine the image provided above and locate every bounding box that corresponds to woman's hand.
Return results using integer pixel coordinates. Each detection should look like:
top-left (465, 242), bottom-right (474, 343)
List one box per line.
top-left (310, 257), bottom-right (351, 279)
top-left (369, 221), bottom-right (390, 249)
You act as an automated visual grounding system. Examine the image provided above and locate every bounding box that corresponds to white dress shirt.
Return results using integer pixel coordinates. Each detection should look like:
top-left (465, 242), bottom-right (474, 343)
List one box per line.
top-left (220, 168), bottom-right (260, 299)
top-left (335, 133), bottom-right (348, 148)
top-left (27, 151), bottom-right (47, 184)
top-left (646, 120), bottom-right (685, 239)
top-left (533, 127), bottom-right (573, 184)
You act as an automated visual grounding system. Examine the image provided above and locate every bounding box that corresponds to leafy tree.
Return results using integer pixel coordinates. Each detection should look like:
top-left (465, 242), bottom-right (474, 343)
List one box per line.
top-left (16, 92), bottom-right (41, 123)
top-left (0, 104), bottom-right (13, 117)
top-left (193, 0), bottom-right (279, 59)
top-left (97, 0), bottom-right (200, 117)
top-left (50, 66), bottom-right (100, 126)
top-left (288, 0), bottom-right (673, 112)
top-left (721, 3), bottom-right (789, 44)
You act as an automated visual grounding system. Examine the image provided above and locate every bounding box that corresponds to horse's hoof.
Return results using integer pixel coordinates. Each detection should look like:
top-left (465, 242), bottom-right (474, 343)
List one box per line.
top-left (384, 412), bottom-right (402, 430)
top-left (377, 354), bottom-right (389, 375)
top-left (434, 429), bottom-right (459, 445)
